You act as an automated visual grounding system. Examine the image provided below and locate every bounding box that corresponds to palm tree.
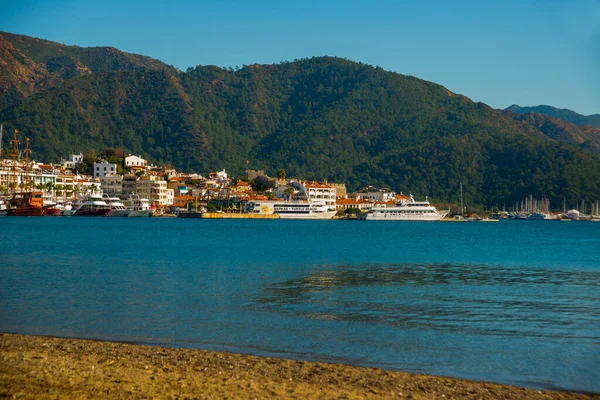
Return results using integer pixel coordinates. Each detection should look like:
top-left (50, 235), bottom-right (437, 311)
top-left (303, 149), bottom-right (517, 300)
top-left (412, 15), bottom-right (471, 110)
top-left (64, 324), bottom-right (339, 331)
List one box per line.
top-left (285, 187), bottom-right (295, 201)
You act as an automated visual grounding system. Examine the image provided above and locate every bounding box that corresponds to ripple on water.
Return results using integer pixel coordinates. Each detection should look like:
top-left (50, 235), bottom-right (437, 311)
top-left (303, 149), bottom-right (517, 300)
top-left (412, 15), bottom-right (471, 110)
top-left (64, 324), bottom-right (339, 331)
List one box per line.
top-left (253, 263), bottom-right (600, 342)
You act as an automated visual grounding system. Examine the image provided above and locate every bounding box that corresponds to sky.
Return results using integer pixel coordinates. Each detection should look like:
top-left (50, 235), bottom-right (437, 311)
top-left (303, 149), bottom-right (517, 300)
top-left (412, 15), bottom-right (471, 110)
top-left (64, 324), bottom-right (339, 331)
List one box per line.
top-left (2, 0), bottom-right (599, 115)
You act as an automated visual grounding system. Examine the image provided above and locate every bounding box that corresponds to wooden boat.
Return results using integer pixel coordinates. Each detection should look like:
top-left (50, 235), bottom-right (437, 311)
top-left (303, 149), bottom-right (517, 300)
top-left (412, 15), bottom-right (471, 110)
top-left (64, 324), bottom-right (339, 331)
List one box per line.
top-left (6, 191), bottom-right (45, 216)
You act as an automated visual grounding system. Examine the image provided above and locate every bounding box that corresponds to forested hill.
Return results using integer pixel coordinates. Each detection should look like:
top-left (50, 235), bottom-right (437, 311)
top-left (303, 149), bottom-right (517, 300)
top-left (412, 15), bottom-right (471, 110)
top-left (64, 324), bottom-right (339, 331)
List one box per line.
top-left (0, 31), bottom-right (172, 111)
top-left (1, 33), bottom-right (600, 207)
top-left (506, 104), bottom-right (600, 128)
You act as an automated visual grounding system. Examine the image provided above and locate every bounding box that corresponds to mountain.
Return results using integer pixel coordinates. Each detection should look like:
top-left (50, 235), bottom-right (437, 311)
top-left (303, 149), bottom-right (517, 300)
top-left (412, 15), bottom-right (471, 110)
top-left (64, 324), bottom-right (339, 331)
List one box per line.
top-left (508, 112), bottom-right (600, 155)
top-left (1, 32), bottom-right (600, 208)
top-left (506, 104), bottom-right (600, 128)
top-left (0, 31), bottom-right (172, 111)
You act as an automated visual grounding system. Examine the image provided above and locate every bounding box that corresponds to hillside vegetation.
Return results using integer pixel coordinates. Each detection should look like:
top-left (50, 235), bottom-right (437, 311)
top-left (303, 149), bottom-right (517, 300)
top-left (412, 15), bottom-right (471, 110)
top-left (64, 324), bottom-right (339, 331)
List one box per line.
top-left (1, 32), bottom-right (600, 208)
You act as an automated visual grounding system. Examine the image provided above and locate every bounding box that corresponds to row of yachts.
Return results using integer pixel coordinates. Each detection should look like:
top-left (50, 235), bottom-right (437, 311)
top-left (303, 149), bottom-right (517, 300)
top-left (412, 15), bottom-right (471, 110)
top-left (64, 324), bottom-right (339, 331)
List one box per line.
top-left (50, 193), bottom-right (155, 217)
top-left (0, 192), bottom-right (155, 217)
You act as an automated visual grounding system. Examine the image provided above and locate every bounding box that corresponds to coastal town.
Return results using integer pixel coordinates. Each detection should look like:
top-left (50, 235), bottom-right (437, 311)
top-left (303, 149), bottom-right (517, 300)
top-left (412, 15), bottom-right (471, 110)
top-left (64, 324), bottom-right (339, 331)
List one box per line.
top-left (2, 146), bottom-right (599, 221)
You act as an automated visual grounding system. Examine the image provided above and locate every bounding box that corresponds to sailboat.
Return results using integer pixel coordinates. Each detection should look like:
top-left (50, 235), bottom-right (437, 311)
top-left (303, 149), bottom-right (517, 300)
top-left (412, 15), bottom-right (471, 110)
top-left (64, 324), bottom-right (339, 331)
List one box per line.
top-left (591, 201), bottom-right (600, 222)
top-left (6, 133), bottom-right (45, 216)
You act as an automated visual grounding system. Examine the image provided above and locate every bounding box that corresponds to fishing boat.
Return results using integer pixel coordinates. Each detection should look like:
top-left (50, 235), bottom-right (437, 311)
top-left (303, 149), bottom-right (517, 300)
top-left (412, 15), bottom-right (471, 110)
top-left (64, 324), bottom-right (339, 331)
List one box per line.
top-left (357, 194), bottom-right (449, 221)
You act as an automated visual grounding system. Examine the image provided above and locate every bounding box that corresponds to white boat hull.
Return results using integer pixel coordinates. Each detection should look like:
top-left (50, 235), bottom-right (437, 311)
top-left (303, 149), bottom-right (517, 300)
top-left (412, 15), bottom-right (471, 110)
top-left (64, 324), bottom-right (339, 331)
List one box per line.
top-left (359, 210), bottom-right (449, 221)
top-left (128, 210), bottom-right (154, 217)
top-left (277, 210), bottom-right (337, 220)
top-left (107, 209), bottom-right (130, 217)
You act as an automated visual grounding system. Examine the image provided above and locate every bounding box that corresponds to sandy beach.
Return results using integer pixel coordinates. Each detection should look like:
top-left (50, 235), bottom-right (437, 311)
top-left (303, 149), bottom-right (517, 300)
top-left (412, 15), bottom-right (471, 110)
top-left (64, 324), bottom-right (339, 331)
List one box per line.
top-left (1, 333), bottom-right (597, 399)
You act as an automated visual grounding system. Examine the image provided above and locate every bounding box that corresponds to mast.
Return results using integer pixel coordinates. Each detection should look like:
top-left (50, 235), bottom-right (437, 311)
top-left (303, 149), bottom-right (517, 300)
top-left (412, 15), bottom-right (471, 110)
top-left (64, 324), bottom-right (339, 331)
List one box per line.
top-left (23, 138), bottom-right (32, 192)
top-left (10, 130), bottom-right (19, 193)
top-left (0, 124), bottom-right (3, 156)
top-left (460, 182), bottom-right (463, 217)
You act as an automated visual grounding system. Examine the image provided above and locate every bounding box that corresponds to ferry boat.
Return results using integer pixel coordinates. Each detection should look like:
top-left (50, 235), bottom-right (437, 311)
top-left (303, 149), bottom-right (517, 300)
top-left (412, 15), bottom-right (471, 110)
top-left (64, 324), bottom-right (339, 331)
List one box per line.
top-left (6, 191), bottom-right (45, 216)
top-left (126, 194), bottom-right (155, 217)
top-left (245, 200), bottom-right (337, 219)
top-left (103, 194), bottom-right (130, 217)
top-left (357, 194), bottom-right (449, 221)
top-left (72, 194), bottom-right (111, 216)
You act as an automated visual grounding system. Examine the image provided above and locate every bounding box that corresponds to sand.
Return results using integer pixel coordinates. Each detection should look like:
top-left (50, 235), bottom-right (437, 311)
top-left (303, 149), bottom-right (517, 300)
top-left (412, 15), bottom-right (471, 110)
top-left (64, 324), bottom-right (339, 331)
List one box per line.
top-left (1, 333), bottom-right (596, 399)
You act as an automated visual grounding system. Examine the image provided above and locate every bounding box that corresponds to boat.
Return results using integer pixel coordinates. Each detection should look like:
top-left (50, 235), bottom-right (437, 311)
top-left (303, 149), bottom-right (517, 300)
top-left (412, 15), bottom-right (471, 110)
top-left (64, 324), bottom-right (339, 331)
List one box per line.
top-left (245, 200), bottom-right (337, 219)
top-left (72, 194), bottom-right (111, 216)
top-left (6, 191), bottom-right (45, 216)
top-left (0, 201), bottom-right (8, 216)
top-left (357, 194), bottom-right (449, 221)
top-left (527, 212), bottom-right (551, 220)
top-left (564, 209), bottom-right (581, 221)
top-left (103, 194), bottom-right (130, 217)
top-left (126, 194), bottom-right (155, 217)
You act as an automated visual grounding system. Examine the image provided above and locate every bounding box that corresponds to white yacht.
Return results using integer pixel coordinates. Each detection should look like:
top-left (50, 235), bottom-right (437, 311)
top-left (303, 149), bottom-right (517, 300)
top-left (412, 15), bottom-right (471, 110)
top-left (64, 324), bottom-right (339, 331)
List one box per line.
top-left (103, 194), bottom-right (130, 217)
top-left (357, 194), bottom-right (449, 221)
top-left (126, 193), bottom-right (155, 217)
top-left (72, 194), bottom-right (111, 217)
top-left (245, 200), bottom-right (337, 219)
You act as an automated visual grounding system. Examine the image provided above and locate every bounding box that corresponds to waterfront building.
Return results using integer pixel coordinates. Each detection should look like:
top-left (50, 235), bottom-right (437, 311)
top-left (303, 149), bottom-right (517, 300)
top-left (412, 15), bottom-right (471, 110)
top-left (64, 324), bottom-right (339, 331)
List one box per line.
top-left (336, 198), bottom-right (375, 211)
top-left (292, 180), bottom-right (337, 209)
top-left (99, 175), bottom-right (123, 197)
top-left (135, 175), bottom-right (168, 206)
top-left (166, 188), bottom-right (174, 206)
top-left (55, 173), bottom-right (76, 199)
top-left (351, 186), bottom-right (396, 201)
top-left (121, 174), bottom-right (138, 198)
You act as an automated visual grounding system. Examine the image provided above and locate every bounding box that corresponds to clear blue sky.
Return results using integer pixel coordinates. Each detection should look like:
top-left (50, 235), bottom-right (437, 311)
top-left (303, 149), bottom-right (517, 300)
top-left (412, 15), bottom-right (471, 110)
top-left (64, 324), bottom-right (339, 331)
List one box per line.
top-left (3, 0), bottom-right (599, 115)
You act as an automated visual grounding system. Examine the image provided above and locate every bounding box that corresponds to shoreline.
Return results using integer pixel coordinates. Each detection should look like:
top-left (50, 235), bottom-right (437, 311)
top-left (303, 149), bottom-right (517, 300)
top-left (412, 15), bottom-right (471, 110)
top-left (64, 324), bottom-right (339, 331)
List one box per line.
top-left (1, 333), bottom-right (597, 399)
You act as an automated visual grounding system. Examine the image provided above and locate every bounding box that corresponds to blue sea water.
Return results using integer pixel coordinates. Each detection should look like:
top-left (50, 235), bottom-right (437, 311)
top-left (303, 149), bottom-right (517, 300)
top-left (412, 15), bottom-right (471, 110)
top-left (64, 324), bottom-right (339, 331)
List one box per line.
top-left (1, 218), bottom-right (599, 393)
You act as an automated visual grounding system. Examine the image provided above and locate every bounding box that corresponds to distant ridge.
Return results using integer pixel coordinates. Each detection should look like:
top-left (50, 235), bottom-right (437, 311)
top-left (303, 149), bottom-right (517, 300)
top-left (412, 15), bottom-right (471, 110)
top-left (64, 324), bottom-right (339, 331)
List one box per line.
top-left (506, 104), bottom-right (600, 128)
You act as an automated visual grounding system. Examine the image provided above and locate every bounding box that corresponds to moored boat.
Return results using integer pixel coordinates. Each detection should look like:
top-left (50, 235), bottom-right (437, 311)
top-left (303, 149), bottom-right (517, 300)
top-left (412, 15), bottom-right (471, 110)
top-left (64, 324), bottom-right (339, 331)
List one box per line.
top-left (245, 200), bottom-right (336, 219)
top-left (72, 194), bottom-right (111, 216)
top-left (6, 191), bottom-right (45, 216)
top-left (357, 194), bottom-right (449, 221)
top-left (126, 194), bottom-right (155, 217)
top-left (103, 194), bottom-right (130, 217)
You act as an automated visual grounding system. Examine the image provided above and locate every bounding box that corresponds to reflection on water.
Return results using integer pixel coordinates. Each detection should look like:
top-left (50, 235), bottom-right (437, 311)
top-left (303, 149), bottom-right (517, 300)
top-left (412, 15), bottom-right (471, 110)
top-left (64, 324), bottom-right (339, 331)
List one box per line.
top-left (254, 263), bottom-right (600, 342)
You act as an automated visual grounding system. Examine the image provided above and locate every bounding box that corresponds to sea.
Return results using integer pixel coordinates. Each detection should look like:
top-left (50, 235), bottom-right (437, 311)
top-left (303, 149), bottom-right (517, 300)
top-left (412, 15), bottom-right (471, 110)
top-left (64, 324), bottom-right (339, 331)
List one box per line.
top-left (1, 217), bottom-right (598, 393)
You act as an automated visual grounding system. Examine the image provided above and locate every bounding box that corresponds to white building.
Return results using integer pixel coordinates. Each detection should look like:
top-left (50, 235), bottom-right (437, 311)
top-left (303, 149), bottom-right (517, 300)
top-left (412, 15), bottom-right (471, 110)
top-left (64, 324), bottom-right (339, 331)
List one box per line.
top-left (352, 187), bottom-right (396, 201)
top-left (166, 188), bottom-right (174, 206)
top-left (0, 160), bottom-right (57, 193)
top-left (125, 155), bottom-right (147, 168)
top-left (61, 153), bottom-right (83, 170)
top-left (280, 180), bottom-right (336, 209)
top-left (93, 161), bottom-right (117, 178)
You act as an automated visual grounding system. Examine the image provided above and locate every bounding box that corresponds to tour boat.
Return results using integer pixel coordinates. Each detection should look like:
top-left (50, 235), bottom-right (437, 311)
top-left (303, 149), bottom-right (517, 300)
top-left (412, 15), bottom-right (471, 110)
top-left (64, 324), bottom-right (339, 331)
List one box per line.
top-left (6, 191), bottom-right (45, 216)
top-left (357, 194), bottom-right (449, 221)
top-left (245, 200), bottom-right (337, 219)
